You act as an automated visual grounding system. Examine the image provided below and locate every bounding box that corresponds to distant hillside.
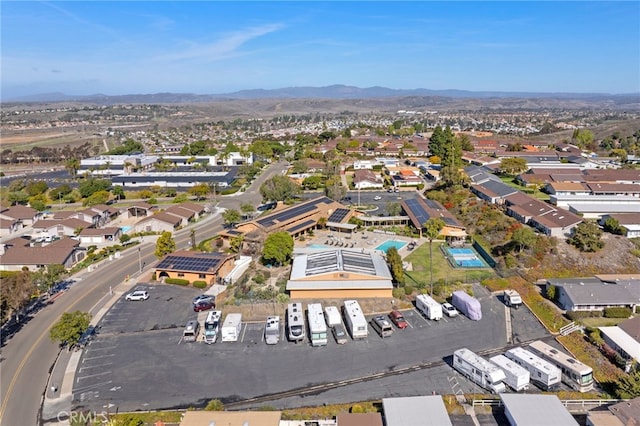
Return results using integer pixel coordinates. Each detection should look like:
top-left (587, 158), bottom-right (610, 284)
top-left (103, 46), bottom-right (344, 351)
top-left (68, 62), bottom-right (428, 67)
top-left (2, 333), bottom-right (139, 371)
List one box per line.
top-left (4, 84), bottom-right (639, 108)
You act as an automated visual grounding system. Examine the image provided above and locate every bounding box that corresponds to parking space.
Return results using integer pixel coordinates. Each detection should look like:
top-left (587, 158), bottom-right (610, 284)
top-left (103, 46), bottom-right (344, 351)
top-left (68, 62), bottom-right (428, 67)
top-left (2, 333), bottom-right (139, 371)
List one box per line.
top-left (72, 284), bottom-right (553, 413)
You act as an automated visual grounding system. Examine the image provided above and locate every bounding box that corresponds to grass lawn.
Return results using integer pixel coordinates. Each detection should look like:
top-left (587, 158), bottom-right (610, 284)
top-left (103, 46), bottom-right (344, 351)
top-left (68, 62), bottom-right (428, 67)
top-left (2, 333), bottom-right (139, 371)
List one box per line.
top-left (404, 242), bottom-right (495, 290)
top-left (499, 176), bottom-right (550, 201)
top-left (580, 317), bottom-right (628, 328)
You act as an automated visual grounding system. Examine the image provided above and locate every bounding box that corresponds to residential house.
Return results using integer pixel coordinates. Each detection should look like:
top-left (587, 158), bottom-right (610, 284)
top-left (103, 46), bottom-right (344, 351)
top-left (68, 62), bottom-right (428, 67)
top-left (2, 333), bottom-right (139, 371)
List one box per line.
top-left (126, 202), bottom-right (155, 219)
top-left (599, 316), bottom-right (640, 372)
top-left (336, 413), bottom-right (383, 426)
top-left (32, 218), bottom-right (93, 239)
top-left (0, 237), bottom-right (85, 271)
top-left (78, 227), bottom-right (122, 246)
top-left (469, 180), bottom-right (518, 205)
top-left (176, 201), bottom-right (207, 219)
top-left (599, 213), bottom-right (640, 238)
top-left (352, 169), bottom-right (383, 189)
top-left (382, 396), bottom-right (452, 426)
top-left (500, 394), bottom-right (578, 426)
top-left (0, 218), bottom-right (20, 237)
top-left (401, 197), bottom-right (467, 240)
top-left (0, 205), bottom-right (42, 227)
top-left (132, 212), bottom-right (182, 233)
top-left (546, 275), bottom-right (640, 312)
top-left (529, 210), bottom-right (583, 237)
top-left (164, 205), bottom-right (196, 226)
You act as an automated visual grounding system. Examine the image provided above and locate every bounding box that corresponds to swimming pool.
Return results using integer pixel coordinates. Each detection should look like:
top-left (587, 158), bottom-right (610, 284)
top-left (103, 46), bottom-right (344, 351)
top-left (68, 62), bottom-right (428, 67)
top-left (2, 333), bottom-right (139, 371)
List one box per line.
top-left (307, 243), bottom-right (330, 249)
top-left (120, 226), bottom-right (132, 233)
top-left (375, 240), bottom-right (407, 252)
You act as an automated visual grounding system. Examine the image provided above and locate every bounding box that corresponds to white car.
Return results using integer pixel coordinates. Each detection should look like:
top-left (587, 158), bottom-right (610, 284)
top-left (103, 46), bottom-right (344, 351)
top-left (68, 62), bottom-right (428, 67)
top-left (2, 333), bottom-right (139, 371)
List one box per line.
top-left (374, 195), bottom-right (382, 200)
top-left (125, 290), bottom-right (149, 301)
top-left (442, 302), bottom-right (459, 317)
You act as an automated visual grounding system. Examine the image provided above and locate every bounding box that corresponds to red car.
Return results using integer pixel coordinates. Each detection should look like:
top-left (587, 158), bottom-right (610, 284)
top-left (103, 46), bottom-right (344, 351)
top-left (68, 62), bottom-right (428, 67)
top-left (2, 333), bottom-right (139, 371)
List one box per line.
top-left (193, 300), bottom-right (215, 312)
top-left (389, 310), bottom-right (408, 329)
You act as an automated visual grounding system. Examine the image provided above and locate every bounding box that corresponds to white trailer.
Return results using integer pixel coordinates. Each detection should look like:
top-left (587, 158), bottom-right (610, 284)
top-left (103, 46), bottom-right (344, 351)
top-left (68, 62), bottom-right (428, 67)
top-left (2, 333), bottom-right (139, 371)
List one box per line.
top-left (343, 300), bottom-right (368, 339)
top-left (324, 306), bottom-right (342, 328)
top-left (203, 310), bottom-right (222, 344)
top-left (503, 290), bottom-right (522, 309)
top-left (490, 354), bottom-right (530, 391)
top-left (307, 303), bottom-right (328, 347)
top-left (453, 348), bottom-right (507, 394)
top-left (504, 347), bottom-right (561, 391)
top-left (264, 316), bottom-right (280, 345)
top-left (220, 313), bottom-right (242, 343)
top-left (416, 294), bottom-right (443, 321)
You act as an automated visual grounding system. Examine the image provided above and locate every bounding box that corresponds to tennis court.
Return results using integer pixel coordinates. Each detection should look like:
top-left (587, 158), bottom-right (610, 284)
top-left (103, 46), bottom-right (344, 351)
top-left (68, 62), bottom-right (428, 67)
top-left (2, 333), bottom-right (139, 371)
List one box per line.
top-left (442, 246), bottom-right (489, 269)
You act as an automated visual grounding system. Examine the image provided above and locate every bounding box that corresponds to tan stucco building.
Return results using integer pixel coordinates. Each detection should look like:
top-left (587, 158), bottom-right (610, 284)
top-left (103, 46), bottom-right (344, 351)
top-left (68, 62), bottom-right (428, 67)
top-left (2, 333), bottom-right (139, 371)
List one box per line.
top-left (155, 250), bottom-right (235, 286)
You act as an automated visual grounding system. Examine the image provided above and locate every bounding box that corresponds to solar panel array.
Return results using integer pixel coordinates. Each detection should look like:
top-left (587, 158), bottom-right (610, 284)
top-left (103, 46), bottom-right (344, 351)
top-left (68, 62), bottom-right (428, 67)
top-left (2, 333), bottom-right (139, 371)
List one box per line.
top-left (156, 255), bottom-right (222, 272)
top-left (305, 251), bottom-right (339, 275)
top-left (256, 197), bottom-right (333, 227)
top-left (328, 208), bottom-right (350, 223)
top-left (287, 219), bottom-right (315, 234)
top-left (342, 251), bottom-right (376, 275)
top-left (404, 198), bottom-right (430, 227)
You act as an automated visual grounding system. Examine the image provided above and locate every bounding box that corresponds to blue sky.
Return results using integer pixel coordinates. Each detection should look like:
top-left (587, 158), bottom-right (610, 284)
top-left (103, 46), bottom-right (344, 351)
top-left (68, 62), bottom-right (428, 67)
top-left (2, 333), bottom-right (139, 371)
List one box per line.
top-left (2, 1), bottom-right (639, 98)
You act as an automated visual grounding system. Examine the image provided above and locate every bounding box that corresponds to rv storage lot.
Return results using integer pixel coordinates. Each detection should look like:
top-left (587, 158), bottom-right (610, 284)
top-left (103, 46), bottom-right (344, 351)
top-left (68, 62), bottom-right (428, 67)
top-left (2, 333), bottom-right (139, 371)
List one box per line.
top-left (73, 284), bottom-right (551, 413)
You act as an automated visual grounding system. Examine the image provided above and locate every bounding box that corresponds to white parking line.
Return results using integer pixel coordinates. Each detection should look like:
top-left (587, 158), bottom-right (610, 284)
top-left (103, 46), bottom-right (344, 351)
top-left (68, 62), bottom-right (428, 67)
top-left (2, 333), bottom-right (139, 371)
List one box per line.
top-left (240, 323), bottom-right (248, 342)
top-left (413, 309), bottom-right (430, 325)
top-left (77, 371), bottom-right (111, 382)
top-left (85, 345), bottom-right (117, 352)
top-left (82, 354), bottom-right (115, 362)
top-left (80, 363), bottom-right (113, 372)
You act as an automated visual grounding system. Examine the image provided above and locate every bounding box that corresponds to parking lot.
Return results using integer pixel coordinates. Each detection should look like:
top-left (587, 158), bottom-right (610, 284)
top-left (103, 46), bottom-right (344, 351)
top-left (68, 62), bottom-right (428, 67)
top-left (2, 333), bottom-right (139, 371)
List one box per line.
top-left (72, 284), bottom-right (552, 413)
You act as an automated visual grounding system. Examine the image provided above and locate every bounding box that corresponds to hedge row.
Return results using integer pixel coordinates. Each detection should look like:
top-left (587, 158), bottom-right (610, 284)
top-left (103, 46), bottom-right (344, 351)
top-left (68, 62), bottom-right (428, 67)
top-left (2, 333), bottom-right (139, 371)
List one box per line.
top-left (603, 307), bottom-right (632, 318)
top-left (566, 310), bottom-right (603, 321)
top-left (165, 278), bottom-right (189, 286)
top-left (193, 281), bottom-right (207, 289)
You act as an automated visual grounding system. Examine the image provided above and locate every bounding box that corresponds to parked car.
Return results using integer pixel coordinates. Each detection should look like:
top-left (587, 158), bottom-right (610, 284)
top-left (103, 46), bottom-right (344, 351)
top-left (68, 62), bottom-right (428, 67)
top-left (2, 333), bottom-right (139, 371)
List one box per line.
top-left (192, 294), bottom-right (215, 306)
top-left (125, 290), bottom-right (149, 301)
top-left (442, 302), bottom-right (459, 318)
top-left (389, 310), bottom-right (408, 329)
top-left (332, 323), bottom-right (348, 344)
top-left (193, 300), bottom-right (215, 312)
top-left (374, 195), bottom-right (382, 200)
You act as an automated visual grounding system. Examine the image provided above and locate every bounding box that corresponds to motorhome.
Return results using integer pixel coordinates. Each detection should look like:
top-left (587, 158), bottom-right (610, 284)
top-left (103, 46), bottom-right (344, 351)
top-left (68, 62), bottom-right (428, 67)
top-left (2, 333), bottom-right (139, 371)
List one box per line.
top-left (203, 310), bottom-right (222, 344)
top-left (504, 347), bottom-right (561, 391)
top-left (324, 306), bottom-right (342, 328)
top-left (182, 320), bottom-right (199, 343)
top-left (371, 315), bottom-right (394, 338)
top-left (489, 354), bottom-right (530, 392)
top-left (415, 294), bottom-right (442, 321)
top-left (264, 316), bottom-right (280, 345)
top-left (220, 313), bottom-right (242, 343)
top-left (307, 303), bottom-right (328, 347)
top-left (287, 302), bottom-right (306, 343)
top-left (451, 291), bottom-right (482, 320)
top-left (503, 290), bottom-right (522, 309)
top-left (453, 348), bottom-right (507, 394)
top-left (343, 300), bottom-right (368, 339)
top-left (528, 340), bottom-right (594, 392)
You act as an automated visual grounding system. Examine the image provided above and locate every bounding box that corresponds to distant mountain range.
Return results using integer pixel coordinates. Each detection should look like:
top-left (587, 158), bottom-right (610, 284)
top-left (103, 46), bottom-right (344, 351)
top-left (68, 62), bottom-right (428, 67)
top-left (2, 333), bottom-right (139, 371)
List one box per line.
top-left (5, 84), bottom-right (639, 104)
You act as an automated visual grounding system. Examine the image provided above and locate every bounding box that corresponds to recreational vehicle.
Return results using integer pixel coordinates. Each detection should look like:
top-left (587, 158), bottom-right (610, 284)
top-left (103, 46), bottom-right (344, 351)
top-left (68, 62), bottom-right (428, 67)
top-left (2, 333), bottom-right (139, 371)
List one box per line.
top-left (415, 294), bottom-right (442, 321)
top-left (504, 347), bottom-right (561, 391)
top-left (324, 306), bottom-right (342, 328)
top-left (489, 354), bottom-right (530, 392)
top-left (453, 348), bottom-right (507, 394)
top-left (528, 340), bottom-right (594, 392)
top-left (264, 316), bottom-right (280, 345)
top-left (503, 290), bottom-right (522, 309)
top-left (371, 315), bottom-right (394, 338)
top-left (221, 313), bottom-right (242, 343)
top-left (203, 310), bottom-right (222, 344)
top-left (343, 300), bottom-right (368, 339)
top-left (182, 320), bottom-right (199, 343)
top-left (287, 302), bottom-right (306, 343)
top-left (307, 303), bottom-right (328, 346)
top-left (451, 291), bottom-right (482, 320)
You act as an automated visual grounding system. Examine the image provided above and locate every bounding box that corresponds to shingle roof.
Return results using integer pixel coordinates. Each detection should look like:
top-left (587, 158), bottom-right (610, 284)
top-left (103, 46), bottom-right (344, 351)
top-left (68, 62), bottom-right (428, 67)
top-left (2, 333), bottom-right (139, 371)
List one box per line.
top-left (0, 205), bottom-right (38, 220)
top-left (0, 238), bottom-right (79, 265)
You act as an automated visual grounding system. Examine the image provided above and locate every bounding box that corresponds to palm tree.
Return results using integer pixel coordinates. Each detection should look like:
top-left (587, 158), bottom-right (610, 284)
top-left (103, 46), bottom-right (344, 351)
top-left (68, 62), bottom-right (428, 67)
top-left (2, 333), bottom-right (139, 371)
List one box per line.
top-left (423, 217), bottom-right (445, 296)
top-left (65, 158), bottom-right (80, 177)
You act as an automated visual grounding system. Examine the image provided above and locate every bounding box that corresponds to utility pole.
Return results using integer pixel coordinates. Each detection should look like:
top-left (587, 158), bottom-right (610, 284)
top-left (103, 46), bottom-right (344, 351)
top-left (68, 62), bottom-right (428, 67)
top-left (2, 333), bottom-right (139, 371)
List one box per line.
top-left (137, 247), bottom-right (142, 274)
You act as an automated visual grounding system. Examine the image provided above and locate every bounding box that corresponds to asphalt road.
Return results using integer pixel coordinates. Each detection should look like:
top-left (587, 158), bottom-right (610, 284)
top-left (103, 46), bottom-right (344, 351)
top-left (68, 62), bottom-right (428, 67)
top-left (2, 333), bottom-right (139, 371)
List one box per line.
top-left (69, 284), bottom-right (551, 413)
top-left (0, 161), bottom-right (288, 426)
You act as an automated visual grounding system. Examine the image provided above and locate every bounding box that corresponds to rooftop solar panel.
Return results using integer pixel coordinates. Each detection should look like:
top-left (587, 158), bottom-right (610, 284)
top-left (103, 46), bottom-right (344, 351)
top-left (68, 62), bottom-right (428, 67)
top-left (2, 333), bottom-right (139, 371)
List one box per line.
top-left (287, 219), bottom-right (315, 233)
top-left (328, 208), bottom-right (350, 223)
top-left (404, 198), bottom-right (430, 226)
top-left (156, 254), bottom-right (222, 272)
top-left (256, 197), bottom-right (333, 228)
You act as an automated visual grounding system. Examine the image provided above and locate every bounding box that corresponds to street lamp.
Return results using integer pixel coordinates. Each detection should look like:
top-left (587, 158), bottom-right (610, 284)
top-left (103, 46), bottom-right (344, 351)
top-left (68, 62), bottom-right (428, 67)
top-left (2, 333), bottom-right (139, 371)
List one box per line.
top-left (137, 247), bottom-right (142, 274)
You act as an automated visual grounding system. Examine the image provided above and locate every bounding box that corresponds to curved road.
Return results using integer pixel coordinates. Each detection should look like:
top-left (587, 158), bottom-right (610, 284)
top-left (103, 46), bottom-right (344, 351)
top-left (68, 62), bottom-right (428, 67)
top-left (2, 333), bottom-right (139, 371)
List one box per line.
top-left (0, 162), bottom-right (288, 426)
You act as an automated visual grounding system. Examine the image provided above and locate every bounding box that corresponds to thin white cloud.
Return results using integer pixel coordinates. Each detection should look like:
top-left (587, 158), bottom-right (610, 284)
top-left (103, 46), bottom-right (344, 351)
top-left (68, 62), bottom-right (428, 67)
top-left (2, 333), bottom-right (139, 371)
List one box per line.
top-left (41, 1), bottom-right (128, 44)
top-left (154, 23), bottom-right (285, 63)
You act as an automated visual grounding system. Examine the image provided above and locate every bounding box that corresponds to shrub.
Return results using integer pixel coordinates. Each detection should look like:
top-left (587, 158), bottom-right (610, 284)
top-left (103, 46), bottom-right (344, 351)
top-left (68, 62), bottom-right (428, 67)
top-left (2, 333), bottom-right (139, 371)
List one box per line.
top-left (276, 293), bottom-right (290, 304)
top-left (193, 281), bottom-right (207, 289)
top-left (603, 306), bottom-right (632, 318)
top-left (504, 254), bottom-right (517, 269)
top-left (566, 310), bottom-right (602, 321)
top-left (392, 288), bottom-right (405, 299)
top-left (151, 272), bottom-right (157, 281)
top-left (404, 285), bottom-right (414, 296)
top-left (165, 278), bottom-right (189, 286)
top-left (350, 404), bottom-right (364, 414)
top-left (205, 399), bottom-right (224, 411)
top-left (253, 273), bottom-right (266, 285)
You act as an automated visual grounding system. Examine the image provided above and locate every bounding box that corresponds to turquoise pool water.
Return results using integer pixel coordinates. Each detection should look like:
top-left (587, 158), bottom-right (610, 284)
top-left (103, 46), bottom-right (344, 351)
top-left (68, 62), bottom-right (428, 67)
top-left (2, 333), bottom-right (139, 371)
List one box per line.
top-left (307, 243), bottom-right (330, 249)
top-left (120, 226), bottom-right (132, 233)
top-left (375, 240), bottom-right (407, 252)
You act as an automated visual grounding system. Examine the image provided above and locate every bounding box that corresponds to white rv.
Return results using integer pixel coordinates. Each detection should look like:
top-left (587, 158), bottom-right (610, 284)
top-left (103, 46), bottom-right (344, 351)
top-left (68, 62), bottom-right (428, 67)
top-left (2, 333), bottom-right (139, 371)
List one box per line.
top-left (203, 310), bottom-right (222, 344)
top-left (324, 306), bottom-right (342, 328)
top-left (264, 316), bottom-right (280, 345)
top-left (220, 313), bottom-right (242, 343)
top-left (343, 300), bottom-right (368, 339)
top-left (307, 303), bottom-right (328, 347)
top-left (504, 347), bottom-right (561, 391)
top-left (287, 302), bottom-right (306, 343)
top-left (453, 348), bottom-right (507, 394)
top-left (416, 294), bottom-right (443, 321)
top-left (490, 354), bottom-right (530, 391)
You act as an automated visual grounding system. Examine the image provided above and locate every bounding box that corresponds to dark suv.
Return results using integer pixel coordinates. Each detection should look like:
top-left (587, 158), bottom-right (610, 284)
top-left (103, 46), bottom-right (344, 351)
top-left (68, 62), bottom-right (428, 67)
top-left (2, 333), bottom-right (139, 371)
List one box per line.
top-left (193, 300), bottom-right (215, 312)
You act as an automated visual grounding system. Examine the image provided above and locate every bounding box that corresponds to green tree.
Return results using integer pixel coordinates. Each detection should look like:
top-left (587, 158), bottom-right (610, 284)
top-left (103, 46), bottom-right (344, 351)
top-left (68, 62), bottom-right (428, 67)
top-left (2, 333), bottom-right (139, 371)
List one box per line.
top-left (568, 220), bottom-right (604, 252)
top-left (511, 226), bottom-right (537, 252)
top-left (259, 175), bottom-right (301, 202)
top-left (424, 218), bottom-right (445, 296)
top-left (572, 129), bottom-right (594, 149)
top-left (262, 231), bottom-right (294, 266)
top-left (65, 158), bottom-right (80, 177)
top-left (155, 231), bottom-right (176, 258)
top-left (603, 217), bottom-right (622, 235)
top-left (112, 185), bottom-right (125, 200)
top-left (25, 180), bottom-right (49, 197)
top-left (78, 178), bottom-right (111, 198)
top-left (28, 195), bottom-right (47, 211)
top-left (386, 202), bottom-right (402, 216)
top-left (324, 177), bottom-right (346, 201)
top-left (205, 399), bottom-right (225, 411)
top-left (386, 247), bottom-right (404, 286)
top-left (49, 311), bottom-right (92, 348)
top-left (50, 184), bottom-right (72, 202)
top-left (8, 190), bottom-right (29, 205)
top-left (615, 370), bottom-right (640, 399)
top-left (83, 190), bottom-right (110, 206)
top-left (222, 209), bottom-right (242, 227)
top-left (500, 157), bottom-right (528, 176)
top-left (188, 183), bottom-right (209, 201)
top-left (240, 202), bottom-right (256, 217)
top-left (302, 175), bottom-right (324, 190)
top-left (229, 235), bottom-right (244, 254)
